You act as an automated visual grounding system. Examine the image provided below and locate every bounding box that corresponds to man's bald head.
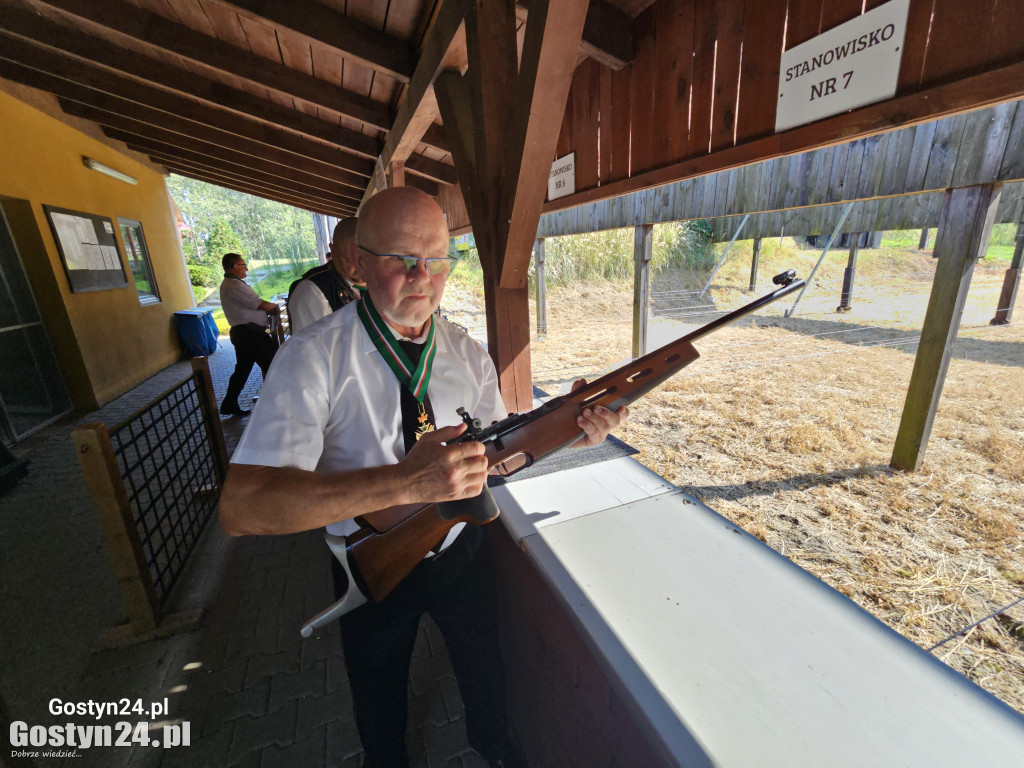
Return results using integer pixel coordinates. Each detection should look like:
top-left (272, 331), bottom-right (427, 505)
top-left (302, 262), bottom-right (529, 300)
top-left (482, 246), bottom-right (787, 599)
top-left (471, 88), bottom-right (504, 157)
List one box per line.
top-left (328, 216), bottom-right (361, 283)
top-left (331, 217), bottom-right (358, 248)
top-left (354, 187), bottom-right (451, 337)
top-left (356, 187), bottom-right (448, 254)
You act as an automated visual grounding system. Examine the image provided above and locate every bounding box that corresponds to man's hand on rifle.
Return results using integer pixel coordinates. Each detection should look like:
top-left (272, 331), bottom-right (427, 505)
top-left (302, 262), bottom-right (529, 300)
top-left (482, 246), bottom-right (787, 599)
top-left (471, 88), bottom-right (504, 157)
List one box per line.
top-left (571, 379), bottom-right (630, 448)
top-left (399, 423), bottom-right (488, 502)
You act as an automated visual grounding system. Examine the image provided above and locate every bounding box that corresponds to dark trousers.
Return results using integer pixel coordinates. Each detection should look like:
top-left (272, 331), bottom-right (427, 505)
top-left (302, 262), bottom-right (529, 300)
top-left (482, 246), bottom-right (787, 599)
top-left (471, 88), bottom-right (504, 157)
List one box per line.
top-left (333, 526), bottom-right (513, 768)
top-left (222, 324), bottom-right (277, 411)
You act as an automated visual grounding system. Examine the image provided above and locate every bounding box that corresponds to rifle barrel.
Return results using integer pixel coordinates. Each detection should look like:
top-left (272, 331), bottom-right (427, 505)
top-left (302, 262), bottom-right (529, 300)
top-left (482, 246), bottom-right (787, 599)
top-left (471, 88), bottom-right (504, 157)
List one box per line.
top-left (680, 279), bottom-right (806, 345)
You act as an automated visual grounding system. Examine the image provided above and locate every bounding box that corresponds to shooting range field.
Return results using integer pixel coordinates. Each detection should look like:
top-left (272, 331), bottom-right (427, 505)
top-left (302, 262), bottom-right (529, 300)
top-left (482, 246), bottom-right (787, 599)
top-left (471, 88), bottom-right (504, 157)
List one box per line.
top-left (443, 235), bottom-right (1024, 714)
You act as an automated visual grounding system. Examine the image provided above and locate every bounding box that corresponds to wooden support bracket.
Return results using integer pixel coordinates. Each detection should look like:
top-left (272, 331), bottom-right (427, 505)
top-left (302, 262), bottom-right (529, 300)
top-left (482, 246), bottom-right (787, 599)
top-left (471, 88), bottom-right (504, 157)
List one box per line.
top-left (72, 424), bottom-right (162, 636)
top-left (891, 183), bottom-right (1003, 472)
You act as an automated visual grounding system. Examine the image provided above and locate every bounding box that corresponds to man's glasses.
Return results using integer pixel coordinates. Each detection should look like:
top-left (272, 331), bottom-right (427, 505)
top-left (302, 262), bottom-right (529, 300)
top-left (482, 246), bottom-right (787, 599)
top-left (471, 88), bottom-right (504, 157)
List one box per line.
top-left (358, 244), bottom-right (456, 276)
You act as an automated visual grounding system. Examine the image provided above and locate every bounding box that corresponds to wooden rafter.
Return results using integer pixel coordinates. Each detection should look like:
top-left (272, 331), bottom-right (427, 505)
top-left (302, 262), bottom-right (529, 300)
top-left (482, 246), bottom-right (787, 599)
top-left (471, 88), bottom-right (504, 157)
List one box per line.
top-left (105, 131), bottom-right (362, 204)
top-left (25, 0), bottom-right (446, 150)
top-left (53, 99), bottom-right (365, 190)
top-left (434, 71), bottom-right (476, 216)
top-left (0, 24), bottom-right (383, 160)
top-left (142, 149), bottom-right (361, 210)
top-left (212, 0), bottom-right (414, 83)
top-left (517, 0), bottom-right (635, 70)
top-left (0, 56), bottom-right (379, 184)
top-left (405, 153), bottom-right (458, 185)
top-left (162, 165), bottom-right (355, 217)
top-left (361, 0), bottom-right (466, 206)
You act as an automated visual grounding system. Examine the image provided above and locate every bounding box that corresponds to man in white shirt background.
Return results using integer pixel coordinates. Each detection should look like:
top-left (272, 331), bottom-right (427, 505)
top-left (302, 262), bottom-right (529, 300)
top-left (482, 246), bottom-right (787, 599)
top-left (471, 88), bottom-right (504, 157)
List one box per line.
top-left (287, 217), bottom-right (363, 334)
top-left (219, 188), bottom-right (627, 768)
top-left (218, 252), bottom-right (280, 416)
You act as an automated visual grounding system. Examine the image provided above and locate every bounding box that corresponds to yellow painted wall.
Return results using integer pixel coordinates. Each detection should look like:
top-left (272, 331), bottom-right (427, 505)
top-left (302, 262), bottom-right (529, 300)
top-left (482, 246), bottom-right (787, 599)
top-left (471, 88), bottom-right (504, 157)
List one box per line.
top-left (0, 87), bottom-right (193, 409)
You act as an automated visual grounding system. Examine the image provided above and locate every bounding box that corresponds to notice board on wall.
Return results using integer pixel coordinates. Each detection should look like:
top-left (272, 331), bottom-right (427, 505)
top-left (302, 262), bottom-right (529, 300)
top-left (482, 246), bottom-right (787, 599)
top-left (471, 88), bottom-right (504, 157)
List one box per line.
top-left (43, 205), bottom-right (128, 293)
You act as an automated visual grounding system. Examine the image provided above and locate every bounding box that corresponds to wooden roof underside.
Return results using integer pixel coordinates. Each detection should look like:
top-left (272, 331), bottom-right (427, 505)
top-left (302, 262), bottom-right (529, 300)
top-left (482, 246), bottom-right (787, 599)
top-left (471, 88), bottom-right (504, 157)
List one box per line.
top-left (0, 0), bottom-right (640, 216)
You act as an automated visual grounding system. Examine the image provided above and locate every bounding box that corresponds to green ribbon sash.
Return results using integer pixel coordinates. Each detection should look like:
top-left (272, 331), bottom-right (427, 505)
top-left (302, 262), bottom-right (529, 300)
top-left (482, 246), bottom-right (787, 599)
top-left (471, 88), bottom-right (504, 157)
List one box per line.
top-left (356, 292), bottom-right (436, 404)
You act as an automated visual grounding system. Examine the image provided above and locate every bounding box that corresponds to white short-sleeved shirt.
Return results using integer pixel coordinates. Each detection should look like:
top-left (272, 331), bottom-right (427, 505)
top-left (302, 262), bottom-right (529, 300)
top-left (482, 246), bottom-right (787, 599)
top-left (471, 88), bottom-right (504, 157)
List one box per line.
top-left (231, 301), bottom-right (506, 538)
top-left (220, 276), bottom-right (269, 327)
top-left (287, 279), bottom-right (332, 334)
top-left (288, 276), bottom-right (360, 334)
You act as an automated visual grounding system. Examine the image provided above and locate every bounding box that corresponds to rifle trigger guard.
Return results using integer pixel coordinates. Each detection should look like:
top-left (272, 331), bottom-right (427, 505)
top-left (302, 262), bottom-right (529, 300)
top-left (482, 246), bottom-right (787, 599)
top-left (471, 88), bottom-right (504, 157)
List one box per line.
top-left (299, 533), bottom-right (368, 638)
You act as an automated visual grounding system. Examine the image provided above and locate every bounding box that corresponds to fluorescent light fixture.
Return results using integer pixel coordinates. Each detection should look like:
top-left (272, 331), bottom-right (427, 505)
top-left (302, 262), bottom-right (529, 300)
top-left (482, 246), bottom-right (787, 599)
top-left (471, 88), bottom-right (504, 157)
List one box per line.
top-left (82, 156), bottom-right (137, 185)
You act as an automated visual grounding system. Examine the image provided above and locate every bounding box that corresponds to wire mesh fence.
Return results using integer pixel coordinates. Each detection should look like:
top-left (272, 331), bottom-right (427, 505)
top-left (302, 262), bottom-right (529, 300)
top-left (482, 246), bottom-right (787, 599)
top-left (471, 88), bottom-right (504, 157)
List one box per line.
top-left (108, 369), bottom-right (224, 604)
top-left (74, 358), bottom-right (227, 637)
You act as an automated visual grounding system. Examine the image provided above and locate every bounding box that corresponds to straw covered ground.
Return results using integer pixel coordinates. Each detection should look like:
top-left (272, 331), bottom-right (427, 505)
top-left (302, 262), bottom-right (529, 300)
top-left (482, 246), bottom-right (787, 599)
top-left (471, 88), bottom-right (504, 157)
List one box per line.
top-left (444, 238), bottom-right (1024, 713)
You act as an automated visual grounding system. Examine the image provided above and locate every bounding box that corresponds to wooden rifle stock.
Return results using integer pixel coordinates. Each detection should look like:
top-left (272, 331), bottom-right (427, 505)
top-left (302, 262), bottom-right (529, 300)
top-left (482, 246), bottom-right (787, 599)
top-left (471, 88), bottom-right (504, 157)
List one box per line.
top-left (300, 272), bottom-right (805, 636)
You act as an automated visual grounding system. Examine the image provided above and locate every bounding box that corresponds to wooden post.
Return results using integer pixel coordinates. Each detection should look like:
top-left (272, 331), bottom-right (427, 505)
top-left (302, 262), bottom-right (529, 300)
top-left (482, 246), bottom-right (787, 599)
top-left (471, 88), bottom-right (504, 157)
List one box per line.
top-left (435, 0), bottom-right (588, 412)
top-left (191, 357), bottom-right (229, 480)
top-left (632, 224), bottom-right (652, 358)
top-left (990, 221), bottom-right (1023, 325)
top-left (72, 424), bottom-right (161, 633)
top-left (837, 234), bottom-right (860, 312)
top-left (749, 237), bottom-right (761, 292)
top-left (386, 160), bottom-right (405, 188)
top-left (918, 228), bottom-right (930, 250)
top-left (534, 238), bottom-right (547, 337)
top-left (891, 183), bottom-right (1002, 472)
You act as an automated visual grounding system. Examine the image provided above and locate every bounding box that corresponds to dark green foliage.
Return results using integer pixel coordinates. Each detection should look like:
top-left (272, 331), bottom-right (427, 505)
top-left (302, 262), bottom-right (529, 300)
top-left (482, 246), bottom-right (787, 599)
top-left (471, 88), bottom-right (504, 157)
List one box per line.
top-left (204, 218), bottom-right (244, 264)
top-left (167, 175), bottom-right (318, 294)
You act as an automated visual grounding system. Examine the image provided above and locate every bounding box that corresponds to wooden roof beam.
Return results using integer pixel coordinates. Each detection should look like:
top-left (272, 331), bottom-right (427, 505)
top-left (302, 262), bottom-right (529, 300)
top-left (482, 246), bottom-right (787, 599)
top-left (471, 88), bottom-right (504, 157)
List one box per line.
top-left (403, 174), bottom-right (440, 198)
top-left (51, 96), bottom-right (364, 190)
top-left (405, 153), bottom-right (458, 185)
top-left (498, 0), bottom-right (590, 287)
top-left (104, 131), bottom-right (362, 204)
top-left (517, 0), bottom-right (634, 70)
top-left (0, 17), bottom-right (381, 160)
top-left (28, 0), bottom-right (397, 136)
top-left (151, 154), bottom-right (358, 213)
top-left (363, 0), bottom-right (465, 206)
top-left (159, 165), bottom-right (355, 217)
top-left (0, 42), bottom-right (376, 181)
top-left (213, 0), bottom-right (414, 83)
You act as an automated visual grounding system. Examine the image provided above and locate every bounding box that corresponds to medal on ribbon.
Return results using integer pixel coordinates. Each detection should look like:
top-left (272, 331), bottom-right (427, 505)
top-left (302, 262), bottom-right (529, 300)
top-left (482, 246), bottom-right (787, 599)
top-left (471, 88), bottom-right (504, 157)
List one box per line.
top-left (357, 293), bottom-right (437, 439)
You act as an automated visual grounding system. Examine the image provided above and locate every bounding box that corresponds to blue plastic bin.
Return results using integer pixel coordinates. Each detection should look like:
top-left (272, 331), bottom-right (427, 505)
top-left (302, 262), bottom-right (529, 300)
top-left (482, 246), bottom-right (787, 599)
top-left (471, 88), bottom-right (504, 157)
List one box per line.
top-left (174, 308), bottom-right (219, 358)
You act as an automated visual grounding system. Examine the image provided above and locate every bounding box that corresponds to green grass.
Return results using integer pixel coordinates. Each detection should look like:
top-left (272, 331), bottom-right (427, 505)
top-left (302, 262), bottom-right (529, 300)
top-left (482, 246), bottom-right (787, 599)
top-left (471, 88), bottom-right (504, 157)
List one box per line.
top-left (212, 308), bottom-right (228, 335)
top-left (203, 260), bottom-right (317, 335)
top-left (881, 226), bottom-right (1017, 263)
top-left (984, 244), bottom-right (1015, 263)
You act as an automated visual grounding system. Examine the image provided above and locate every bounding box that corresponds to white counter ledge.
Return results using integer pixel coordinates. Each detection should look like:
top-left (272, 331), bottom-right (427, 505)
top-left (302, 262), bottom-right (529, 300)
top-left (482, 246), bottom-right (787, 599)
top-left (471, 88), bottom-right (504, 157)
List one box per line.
top-left (490, 457), bottom-right (1024, 768)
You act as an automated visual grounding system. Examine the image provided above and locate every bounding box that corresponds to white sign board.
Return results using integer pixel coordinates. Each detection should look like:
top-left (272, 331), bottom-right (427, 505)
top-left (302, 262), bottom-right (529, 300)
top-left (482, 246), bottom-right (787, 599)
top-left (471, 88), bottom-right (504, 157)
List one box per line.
top-left (548, 152), bottom-right (575, 201)
top-left (775, 0), bottom-right (910, 133)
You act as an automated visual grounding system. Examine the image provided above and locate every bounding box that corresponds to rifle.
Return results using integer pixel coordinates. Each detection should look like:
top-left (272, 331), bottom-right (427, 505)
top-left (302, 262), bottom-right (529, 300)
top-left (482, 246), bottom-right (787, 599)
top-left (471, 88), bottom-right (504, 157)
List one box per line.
top-left (299, 270), bottom-right (805, 637)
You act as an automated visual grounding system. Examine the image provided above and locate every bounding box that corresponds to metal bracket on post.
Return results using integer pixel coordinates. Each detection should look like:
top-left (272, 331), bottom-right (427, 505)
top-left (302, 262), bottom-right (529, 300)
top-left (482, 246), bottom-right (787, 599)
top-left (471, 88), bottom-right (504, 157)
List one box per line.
top-left (785, 202), bottom-right (855, 318)
top-left (700, 214), bottom-right (750, 298)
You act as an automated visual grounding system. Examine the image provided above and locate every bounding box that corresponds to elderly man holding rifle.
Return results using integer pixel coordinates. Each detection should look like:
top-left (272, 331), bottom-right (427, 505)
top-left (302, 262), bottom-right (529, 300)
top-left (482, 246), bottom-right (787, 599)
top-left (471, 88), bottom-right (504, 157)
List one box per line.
top-left (220, 187), bottom-right (626, 768)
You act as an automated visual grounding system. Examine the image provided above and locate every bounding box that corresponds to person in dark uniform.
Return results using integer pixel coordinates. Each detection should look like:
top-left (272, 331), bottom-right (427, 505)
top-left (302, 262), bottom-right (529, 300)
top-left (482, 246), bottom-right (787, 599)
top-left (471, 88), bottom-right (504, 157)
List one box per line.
top-left (218, 252), bottom-right (280, 416)
top-left (287, 218), bottom-right (363, 333)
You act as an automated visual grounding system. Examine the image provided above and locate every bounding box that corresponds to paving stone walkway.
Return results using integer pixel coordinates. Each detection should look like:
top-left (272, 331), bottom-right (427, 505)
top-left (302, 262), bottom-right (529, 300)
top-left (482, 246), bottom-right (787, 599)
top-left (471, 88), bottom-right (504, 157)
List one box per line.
top-left (1, 338), bottom-right (484, 768)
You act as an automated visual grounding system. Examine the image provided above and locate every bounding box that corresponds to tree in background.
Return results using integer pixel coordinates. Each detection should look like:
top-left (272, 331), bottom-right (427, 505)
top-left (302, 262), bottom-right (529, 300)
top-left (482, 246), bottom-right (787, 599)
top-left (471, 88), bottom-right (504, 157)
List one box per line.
top-left (167, 175), bottom-right (318, 299)
top-left (205, 218), bottom-right (244, 261)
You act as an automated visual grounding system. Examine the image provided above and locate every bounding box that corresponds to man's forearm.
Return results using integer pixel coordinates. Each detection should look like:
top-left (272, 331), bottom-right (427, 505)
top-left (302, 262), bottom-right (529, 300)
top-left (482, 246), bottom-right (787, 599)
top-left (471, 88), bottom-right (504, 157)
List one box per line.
top-left (219, 463), bottom-right (406, 536)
